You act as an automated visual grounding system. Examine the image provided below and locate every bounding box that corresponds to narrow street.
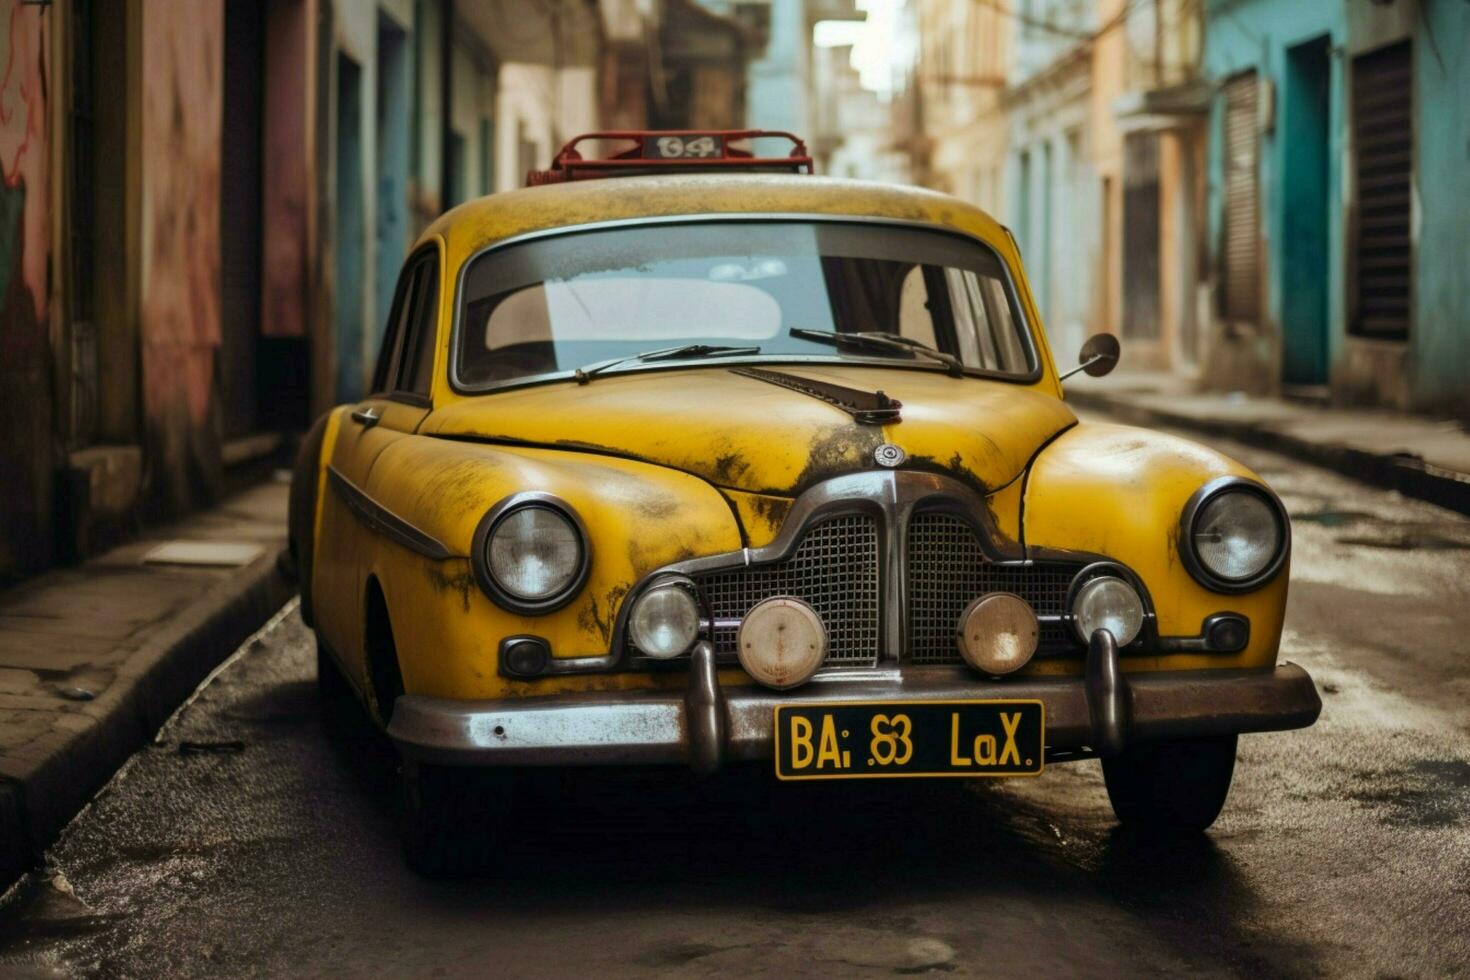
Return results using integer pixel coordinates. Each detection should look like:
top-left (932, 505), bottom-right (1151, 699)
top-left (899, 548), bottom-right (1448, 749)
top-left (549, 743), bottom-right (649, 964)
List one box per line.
top-left (2, 423), bottom-right (1467, 979)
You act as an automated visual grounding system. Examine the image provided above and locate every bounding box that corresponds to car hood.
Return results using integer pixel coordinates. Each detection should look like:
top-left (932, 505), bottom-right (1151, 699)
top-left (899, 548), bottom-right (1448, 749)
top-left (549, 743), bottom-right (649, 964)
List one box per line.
top-left (422, 365), bottom-right (1076, 496)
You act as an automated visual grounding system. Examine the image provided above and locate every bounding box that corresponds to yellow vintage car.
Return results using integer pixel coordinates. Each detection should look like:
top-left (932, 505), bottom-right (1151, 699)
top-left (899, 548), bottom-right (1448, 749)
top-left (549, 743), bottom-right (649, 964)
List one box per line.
top-left (289, 131), bottom-right (1320, 873)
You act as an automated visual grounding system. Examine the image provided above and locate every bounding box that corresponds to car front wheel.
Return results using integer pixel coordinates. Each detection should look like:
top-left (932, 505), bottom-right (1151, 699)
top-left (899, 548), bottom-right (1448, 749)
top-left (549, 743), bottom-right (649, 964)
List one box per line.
top-left (1101, 734), bottom-right (1238, 831)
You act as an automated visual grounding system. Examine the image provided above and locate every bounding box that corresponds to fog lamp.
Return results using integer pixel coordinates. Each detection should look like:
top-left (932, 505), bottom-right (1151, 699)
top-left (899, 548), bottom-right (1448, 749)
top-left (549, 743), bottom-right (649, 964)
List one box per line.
top-left (737, 596), bottom-right (827, 690)
top-left (1072, 576), bottom-right (1145, 646)
top-left (629, 580), bottom-right (700, 659)
top-left (956, 593), bottom-right (1039, 676)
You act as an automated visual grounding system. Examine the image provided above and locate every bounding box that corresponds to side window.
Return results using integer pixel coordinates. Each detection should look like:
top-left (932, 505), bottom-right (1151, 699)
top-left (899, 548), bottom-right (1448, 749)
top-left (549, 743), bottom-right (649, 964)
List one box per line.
top-left (372, 264), bottom-right (418, 394)
top-left (397, 253), bottom-right (441, 396)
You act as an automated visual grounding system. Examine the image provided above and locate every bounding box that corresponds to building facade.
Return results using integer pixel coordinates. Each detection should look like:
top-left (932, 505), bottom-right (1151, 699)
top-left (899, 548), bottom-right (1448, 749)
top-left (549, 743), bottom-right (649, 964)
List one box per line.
top-left (0, 0), bottom-right (747, 584)
top-left (1200, 0), bottom-right (1469, 417)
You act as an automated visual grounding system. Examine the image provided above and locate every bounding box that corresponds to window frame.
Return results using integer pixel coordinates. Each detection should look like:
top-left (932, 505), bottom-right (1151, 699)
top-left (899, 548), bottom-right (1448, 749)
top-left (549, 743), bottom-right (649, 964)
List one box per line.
top-left (369, 243), bottom-right (440, 406)
top-left (446, 215), bottom-right (1046, 396)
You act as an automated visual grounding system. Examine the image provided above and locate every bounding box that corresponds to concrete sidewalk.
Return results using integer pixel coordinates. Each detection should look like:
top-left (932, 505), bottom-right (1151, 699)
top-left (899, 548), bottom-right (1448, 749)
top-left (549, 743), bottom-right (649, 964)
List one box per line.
top-left (0, 479), bottom-right (293, 888)
top-left (1068, 372), bottom-right (1470, 517)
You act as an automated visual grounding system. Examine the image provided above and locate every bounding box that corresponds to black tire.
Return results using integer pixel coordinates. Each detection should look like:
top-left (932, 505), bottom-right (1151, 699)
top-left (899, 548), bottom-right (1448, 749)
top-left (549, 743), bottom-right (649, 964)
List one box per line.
top-left (1102, 735), bottom-right (1238, 831)
top-left (399, 761), bottom-right (511, 877)
top-left (316, 638), bottom-right (351, 705)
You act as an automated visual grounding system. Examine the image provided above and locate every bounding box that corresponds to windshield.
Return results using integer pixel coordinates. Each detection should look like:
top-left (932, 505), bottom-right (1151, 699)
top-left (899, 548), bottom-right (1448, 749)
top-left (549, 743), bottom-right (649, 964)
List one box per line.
top-left (454, 221), bottom-right (1036, 388)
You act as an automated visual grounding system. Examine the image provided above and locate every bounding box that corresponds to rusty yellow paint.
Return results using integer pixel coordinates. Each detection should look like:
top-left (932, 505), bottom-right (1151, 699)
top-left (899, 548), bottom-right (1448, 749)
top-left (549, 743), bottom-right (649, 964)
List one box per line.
top-left (724, 489), bottom-right (792, 549)
top-left (987, 476), bottom-right (1025, 549)
top-left (424, 365), bottom-right (1074, 496)
top-left (1021, 421), bottom-right (1288, 673)
top-left (357, 439), bottom-right (740, 699)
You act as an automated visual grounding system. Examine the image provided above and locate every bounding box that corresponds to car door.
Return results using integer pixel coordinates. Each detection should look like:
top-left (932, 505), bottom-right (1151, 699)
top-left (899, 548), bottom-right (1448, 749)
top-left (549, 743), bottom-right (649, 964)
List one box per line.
top-left (314, 243), bottom-right (441, 690)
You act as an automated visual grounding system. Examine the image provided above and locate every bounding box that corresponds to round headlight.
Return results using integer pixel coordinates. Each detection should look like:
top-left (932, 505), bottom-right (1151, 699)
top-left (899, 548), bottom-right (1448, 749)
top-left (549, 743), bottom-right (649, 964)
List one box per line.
top-left (479, 502), bottom-right (586, 610)
top-left (1181, 478), bottom-right (1287, 587)
top-left (1072, 576), bottom-right (1144, 646)
top-left (629, 581), bottom-right (700, 659)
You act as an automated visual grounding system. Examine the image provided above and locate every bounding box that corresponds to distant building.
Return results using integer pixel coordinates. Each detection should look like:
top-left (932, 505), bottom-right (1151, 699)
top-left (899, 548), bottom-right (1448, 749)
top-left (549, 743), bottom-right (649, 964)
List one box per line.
top-left (910, 0), bottom-right (1010, 211)
top-left (810, 43), bottom-right (909, 183)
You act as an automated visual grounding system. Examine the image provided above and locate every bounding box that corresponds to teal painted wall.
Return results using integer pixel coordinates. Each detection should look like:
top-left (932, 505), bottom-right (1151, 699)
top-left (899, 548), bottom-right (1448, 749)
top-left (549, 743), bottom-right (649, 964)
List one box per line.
top-left (1410, 0), bottom-right (1470, 413)
top-left (1204, 0), bottom-right (1346, 373)
top-left (1204, 0), bottom-right (1470, 415)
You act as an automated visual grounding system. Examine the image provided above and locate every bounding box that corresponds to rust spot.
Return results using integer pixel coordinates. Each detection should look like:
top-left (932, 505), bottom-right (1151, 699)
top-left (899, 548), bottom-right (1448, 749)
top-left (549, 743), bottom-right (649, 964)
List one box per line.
top-left (579, 584), bottom-right (630, 646)
top-left (779, 425), bottom-right (884, 495)
top-left (906, 454), bottom-right (992, 497)
top-left (750, 494), bottom-right (792, 529)
top-left (713, 451), bottom-right (751, 485)
top-left (424, 562), bottom-right (475, 613)
top-left (635, 493), bottom-right (679, 521)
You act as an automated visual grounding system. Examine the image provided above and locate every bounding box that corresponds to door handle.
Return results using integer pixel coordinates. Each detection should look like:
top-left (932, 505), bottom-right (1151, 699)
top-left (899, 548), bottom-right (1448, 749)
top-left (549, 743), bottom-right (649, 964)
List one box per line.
top-left (350, 406), bottom-right (381, 428)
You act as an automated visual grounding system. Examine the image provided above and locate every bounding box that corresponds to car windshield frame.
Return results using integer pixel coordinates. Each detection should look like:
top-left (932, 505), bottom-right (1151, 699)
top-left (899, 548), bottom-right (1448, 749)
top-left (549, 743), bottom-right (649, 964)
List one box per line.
top-left (447, 214), bottom-right (1046, 395)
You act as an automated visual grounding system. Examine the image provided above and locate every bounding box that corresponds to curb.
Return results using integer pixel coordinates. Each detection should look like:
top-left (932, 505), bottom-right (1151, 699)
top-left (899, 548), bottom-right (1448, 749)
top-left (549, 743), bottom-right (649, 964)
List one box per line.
top-left (1068, 390), bottom-right (1470, 519)
top-left (0, 549), bottom-right (295, 889)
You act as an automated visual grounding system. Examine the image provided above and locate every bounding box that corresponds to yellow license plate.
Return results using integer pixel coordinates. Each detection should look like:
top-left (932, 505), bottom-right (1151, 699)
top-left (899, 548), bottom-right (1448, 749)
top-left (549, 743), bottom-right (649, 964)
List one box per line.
top-left (773, 700), bottom-right (1045, 781)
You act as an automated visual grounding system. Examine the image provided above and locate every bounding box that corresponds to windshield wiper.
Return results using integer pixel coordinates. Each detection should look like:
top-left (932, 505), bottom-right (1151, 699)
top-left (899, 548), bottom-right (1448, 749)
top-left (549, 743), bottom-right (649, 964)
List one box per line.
top-left (789, 328), bottom-right (965, 377)
top-left (574, 343), bottom-right (761, 384)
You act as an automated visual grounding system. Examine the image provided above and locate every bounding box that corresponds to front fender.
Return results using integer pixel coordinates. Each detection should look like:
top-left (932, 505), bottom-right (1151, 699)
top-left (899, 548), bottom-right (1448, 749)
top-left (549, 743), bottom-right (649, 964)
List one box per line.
top-left (361, 437), bottom-right (743, 700)
top-left (1023, 422), bottom-right (1289, 671)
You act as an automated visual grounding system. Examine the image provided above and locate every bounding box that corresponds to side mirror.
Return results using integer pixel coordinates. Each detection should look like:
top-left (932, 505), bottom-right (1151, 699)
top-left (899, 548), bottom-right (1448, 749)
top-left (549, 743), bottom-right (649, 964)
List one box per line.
top-left (1060, 333), bottom-right (1121, 381)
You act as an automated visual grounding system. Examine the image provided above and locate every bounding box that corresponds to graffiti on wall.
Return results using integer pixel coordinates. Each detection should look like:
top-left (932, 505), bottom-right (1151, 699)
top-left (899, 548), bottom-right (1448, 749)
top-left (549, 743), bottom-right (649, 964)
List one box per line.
top-left (0, 0), bottom-right (49, 347)
top-left (0, 0), bottom-right (51, 580)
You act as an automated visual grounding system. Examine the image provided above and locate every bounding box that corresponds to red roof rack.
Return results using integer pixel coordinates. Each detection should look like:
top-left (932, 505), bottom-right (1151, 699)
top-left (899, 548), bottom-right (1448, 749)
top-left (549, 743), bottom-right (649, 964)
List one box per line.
top-left (527, 129), bottom-right (814, 186)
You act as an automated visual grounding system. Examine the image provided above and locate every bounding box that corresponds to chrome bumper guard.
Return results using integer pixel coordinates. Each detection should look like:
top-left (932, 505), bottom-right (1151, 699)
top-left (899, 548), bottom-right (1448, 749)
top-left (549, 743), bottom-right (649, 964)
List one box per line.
top-left (387, 636), bottom-right (1322, 771)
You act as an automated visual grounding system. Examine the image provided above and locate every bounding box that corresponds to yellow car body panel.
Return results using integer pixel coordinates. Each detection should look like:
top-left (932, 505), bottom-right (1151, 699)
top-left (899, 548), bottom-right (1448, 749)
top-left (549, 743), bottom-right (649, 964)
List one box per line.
top-left (1022, 422), bottom-right (1289, 673)
top-left (298, 172), bottom-right (1293, 712)
top-left (421, 365), bottom-right (1076, 498)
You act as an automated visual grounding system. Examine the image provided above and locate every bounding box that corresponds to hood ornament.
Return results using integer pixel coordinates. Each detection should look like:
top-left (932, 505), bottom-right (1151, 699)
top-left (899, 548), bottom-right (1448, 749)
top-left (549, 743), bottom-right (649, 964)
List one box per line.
top-left (874, 444), bottom-right (906, 468)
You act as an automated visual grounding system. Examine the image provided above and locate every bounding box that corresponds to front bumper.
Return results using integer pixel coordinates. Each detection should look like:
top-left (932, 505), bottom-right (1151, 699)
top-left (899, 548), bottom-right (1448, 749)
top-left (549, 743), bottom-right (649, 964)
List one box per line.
top-left (387, 635), bottom-right (1322, 770)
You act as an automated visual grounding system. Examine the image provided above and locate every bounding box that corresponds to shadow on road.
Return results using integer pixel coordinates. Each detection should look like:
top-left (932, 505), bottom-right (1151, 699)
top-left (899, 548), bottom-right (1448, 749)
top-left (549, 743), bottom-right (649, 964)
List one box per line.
top-left (308, 676), bottom-right (1317, 977)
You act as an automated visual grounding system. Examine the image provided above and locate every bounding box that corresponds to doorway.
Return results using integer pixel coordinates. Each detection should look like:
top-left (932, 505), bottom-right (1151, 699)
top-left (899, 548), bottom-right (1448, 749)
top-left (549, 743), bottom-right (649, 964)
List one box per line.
top-left (335, 54), bottom-right (366, 402)
top-left (220, 0), bottom-right (265, 438)
top-left (1122, 132), bottom-right (1161, 341)
top-left (1281, 36), bottom-right (1331, 385)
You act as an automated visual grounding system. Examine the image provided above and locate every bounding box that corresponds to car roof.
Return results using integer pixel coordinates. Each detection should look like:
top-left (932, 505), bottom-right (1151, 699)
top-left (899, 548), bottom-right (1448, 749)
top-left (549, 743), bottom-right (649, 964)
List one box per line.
top-left (417, 173), bottom-right (1015, 265)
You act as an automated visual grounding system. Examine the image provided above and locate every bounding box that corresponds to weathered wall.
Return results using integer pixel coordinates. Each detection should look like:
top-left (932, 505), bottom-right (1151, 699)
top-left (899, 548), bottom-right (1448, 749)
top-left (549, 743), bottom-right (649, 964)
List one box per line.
top-left (1403, 0), bottom-right (1469, 417)
top-left (263, 0), bottom-right (311, 342)
top-left (0, 1), bottom-right (52, 580)
top-left (138, 0), bottom-right (225, 516)
top-left (1203, 0), bottom-right (1468, 418)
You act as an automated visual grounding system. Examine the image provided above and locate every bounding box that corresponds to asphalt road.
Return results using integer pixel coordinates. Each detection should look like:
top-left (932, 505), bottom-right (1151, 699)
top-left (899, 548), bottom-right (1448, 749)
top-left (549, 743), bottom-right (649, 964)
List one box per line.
top-left (2, 427), bottom-right (1469, 978)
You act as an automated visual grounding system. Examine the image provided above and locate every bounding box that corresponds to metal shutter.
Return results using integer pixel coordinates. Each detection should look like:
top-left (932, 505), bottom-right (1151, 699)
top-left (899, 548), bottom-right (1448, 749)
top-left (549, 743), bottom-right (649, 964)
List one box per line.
top-left (1222, 71), bottom-right (1259, 323)
top-left (1351, 41), bottom-right (1412, 340)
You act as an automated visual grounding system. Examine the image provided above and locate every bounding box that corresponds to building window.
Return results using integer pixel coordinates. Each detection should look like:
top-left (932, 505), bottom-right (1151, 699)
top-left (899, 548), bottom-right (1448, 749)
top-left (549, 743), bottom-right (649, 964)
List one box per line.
top-left (1350, 40), bottom-right (1412, 341)
top-left (1221, 69), bottom-right (1259, 324)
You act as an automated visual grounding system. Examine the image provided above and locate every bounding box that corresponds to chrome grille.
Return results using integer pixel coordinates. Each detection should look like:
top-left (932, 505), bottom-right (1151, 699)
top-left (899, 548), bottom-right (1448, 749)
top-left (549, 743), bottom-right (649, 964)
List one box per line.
top-left (907, 511), bottom-right (1080, 665)
top-left (696, 514), bottom-right (880, 666)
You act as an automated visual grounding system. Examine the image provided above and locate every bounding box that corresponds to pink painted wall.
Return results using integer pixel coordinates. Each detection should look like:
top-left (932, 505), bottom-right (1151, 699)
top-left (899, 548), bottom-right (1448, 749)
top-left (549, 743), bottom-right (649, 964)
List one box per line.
top-left (138, 0), bottom-right (225, 512)
top-left (0, 0), bottom-right (52, 579)
top-left (262, 0), bottom-right (308, 340)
